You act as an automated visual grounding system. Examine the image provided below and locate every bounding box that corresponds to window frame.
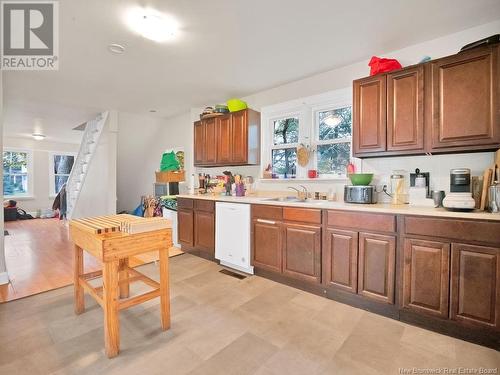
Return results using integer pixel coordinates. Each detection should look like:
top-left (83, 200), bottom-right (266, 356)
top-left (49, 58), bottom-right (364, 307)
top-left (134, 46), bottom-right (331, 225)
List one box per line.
top-left (48, 151), bottom-right (77, 198)
top-left (3, 148), bottom-right (34, 198)
top-left (261, 88), bottom-right (358, 180)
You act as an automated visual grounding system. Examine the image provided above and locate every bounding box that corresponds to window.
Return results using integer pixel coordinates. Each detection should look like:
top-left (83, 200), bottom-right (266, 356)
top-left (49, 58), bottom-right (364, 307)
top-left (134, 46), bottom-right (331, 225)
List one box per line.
top-left (262, 88), bottom-right (356, 179)
top-left (314, 106), bottom-right (352, 176)
top-left (270, 116), bottom-right (299, 178)
top-left (49, 153), bottom-right (75, 196)
top-left (3, 150), bottom-right (31, 196)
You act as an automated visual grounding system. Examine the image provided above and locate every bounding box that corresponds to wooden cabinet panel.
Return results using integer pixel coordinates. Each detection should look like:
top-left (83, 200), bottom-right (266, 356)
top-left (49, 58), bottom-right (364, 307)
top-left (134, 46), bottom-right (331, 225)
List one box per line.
top-left (177, 198), bottom-right (194, 210)
top-left (216, 115), bottom-right (232, 164)
top-left (358, 232), bottom-right (396, 304)
top-left (325, 210), bottom-right (396, 233)
top-left (194, 121), bottom-right (204, 165)
top-left (194, 210), bottom-right (215, 255)
top-left (353, 75), bottom-right (387, 155)
top-left (323, 229), bottom-right (358, 293)
top-left (194, 199), bottom-right (215, 212)
top-left (178, 209), bottom-right (194, 247)
top-left (283, 207), bottom-right (322, 224)
top-left (387, 66), bottom-right (425, 151)
top-left (252, 205), bottom-right (283, 221)
top-left (283, 223), bottom-right (321, 284)
top-left (204, 118), bottom-right (217, 164)
top-left (403, 238), bottom-right (450, 318)
top-left (451, 243), bottom-right (500, 330)
top-left (430, 46), bottom-right (500, 151)
top-left (252, 219), bottom-right (282, 273)
top-left (231, 110), bottom-right (248, 164)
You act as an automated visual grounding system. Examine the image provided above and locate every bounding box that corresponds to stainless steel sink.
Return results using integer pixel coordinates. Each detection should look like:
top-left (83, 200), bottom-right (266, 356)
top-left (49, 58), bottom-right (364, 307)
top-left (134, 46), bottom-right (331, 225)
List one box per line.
top-left (263, 196), bottom-right (303, 202)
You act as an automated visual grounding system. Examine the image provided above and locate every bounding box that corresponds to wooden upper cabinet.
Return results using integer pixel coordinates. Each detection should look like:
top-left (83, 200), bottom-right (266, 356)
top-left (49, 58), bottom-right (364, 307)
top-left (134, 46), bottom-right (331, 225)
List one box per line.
top-left (252, 218), bottom-right (282, 273)
top-left (353, 75), bottom-right (387, 155)
top-left (323, 229), bottom-right (358, 293)
top-left (193, 121), bottom-right (205, 165)
top-left (203, 118), bottom-right (217, 164)
top-left (231, 110), bottom-right (248, 164)
top-left (358, 232), bottom-right (396, 304)
top-left (402, 238), bottom-right (450, 318)
top-left (194, 109), bottom-right (260, 166)
top-left (387, 66), bottom-right (425, 152)
top-left (216, 115), bottom-right (232, 164)
top-left (429, 46), bottom-right (500, 151)
top-left (282, 223), bottom-right (321, 284)
top-left (450, 243), bottom-right (500, 330)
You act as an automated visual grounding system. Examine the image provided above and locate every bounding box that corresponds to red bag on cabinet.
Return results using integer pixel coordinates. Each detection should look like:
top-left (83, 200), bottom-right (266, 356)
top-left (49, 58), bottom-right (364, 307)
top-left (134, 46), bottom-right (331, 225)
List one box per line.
top-left (368, 56), bottom-right (402, 76)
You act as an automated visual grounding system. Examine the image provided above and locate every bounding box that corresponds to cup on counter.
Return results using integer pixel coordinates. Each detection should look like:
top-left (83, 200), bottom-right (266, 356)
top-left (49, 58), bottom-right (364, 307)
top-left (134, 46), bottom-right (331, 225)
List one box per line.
top-left (431, 190), bottom-right (446, 208)
top-left (308, 169), bottom-right (318, 178)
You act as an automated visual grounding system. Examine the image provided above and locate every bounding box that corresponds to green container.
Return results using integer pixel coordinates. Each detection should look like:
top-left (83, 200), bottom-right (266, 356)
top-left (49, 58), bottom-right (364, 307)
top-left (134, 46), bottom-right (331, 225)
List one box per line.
top-left (348, 173), bottom-right (374, 186)
top-left (226, 98), bottom-right (248, 112)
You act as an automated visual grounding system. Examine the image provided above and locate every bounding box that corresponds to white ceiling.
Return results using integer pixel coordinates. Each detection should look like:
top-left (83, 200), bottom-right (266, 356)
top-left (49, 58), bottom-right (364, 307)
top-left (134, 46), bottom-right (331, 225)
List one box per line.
top-left (4, 0), bottom-right (500, 141)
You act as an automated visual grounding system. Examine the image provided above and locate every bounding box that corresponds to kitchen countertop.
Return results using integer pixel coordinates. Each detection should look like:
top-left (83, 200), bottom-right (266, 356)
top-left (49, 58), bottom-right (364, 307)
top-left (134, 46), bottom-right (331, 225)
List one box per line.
top-left (176, 194), bottom-right (500, 221)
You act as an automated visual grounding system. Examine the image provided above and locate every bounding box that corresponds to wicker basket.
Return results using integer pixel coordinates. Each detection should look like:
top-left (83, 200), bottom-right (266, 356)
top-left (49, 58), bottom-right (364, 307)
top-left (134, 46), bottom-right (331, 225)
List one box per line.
top-left (155, 170), bottom-right (185, 183)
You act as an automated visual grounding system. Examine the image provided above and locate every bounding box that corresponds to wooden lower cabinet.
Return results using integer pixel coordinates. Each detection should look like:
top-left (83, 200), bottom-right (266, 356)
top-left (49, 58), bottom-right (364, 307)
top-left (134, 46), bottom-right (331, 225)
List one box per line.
top-left (323, 229), bottom-right (358, 293)
top-left (358, 232), bottom-right (396, 304)
top-left (177, 209), bottom-right (194, 247)
top-left (450, 243), bottom-right (500, 330)
top-left (194, 210), bottom-right (215, 256)
top-left (282, 223), bottom-right (321, 284)
top-left (252, 219), bottom-right (282, 273)
top-left (402, 238), bottom-right (450, 318)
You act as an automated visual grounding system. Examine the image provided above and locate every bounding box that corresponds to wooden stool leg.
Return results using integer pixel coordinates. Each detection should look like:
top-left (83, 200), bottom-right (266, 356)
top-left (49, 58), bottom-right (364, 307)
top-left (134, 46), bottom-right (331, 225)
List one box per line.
top-left (119, 258), bottom-right (130, 299)
top-left (159, 247), bottom-right (171, 331)
top-left (74, 245), bottom-right (85, 314)
top-left (103, 260), bottom-right (120, 358)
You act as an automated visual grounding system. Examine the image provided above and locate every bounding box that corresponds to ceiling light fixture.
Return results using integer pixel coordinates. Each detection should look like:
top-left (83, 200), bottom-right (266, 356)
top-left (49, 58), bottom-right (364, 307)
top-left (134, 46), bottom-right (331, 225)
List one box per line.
top-left (108, 43), bottom-right (126, 54)
top-left (149, 109), bottom-right (157, 113)
top-left (125, 7), bottom-right (178, 42)
top-left (32, 133), bottom-right (46, 141)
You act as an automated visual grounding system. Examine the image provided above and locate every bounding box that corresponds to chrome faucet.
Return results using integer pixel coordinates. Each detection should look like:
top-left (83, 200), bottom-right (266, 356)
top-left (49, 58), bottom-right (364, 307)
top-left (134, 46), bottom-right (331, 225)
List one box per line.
top-left (288, 185), bottom-right (308, 201)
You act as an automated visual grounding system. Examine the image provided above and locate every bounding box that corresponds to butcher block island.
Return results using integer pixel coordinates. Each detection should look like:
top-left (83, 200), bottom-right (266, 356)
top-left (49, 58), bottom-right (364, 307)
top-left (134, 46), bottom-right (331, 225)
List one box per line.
top-left (69, 215), bottom-right (173, 358)
top-left (177, 194), bottom-right (500, 349)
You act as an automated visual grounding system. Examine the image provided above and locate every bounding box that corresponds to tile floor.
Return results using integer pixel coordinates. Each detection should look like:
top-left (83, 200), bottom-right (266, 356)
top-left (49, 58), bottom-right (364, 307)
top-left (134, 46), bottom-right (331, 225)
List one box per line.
top-left (0, 253), bottom-right (498, 375)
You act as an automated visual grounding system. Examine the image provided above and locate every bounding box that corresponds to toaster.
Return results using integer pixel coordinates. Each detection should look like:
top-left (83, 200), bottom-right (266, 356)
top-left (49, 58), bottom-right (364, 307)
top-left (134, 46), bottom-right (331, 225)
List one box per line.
top-left (344, 185), bottom-right (377, 204)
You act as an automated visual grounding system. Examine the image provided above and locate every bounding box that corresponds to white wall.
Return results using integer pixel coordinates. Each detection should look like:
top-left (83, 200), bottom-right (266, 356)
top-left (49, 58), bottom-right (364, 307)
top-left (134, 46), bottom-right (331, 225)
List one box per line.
top-left (117, 20), bottom-right (499, 204)
top-left (3, 136), bottom-right (80, 213)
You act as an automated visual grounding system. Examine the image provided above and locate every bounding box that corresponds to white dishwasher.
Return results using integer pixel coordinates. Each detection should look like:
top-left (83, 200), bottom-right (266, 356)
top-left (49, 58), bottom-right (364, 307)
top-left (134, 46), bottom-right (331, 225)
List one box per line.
top-left (215, 202), bottom-right (253, 274)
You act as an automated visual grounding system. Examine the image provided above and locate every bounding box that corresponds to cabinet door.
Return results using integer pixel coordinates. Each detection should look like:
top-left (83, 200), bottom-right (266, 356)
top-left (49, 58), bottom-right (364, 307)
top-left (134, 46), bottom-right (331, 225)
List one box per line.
top-left (194, 210), bottom-right (215, 255)
top-left (358, 232), bottom-right (396, 304)
top-left (353, 75), bottom-right (387, 155)
top-left (252, 219), bottom-right (282, 273)
top-left (178, 209), bottom-right (194, 247)
top-left (403, 238), bottom-right (450, 318)
top-left (203, 118), bottom-right (217, 164)
top-left (231, 110), bottom-right (248, 164)
top-left (323, 228), bottom-right (358, 293)
top-left (450, 243), bottom-right (500, 330)
top-left (216, 115), bottom-right (232, 164)
top-left (430, 46), bottom-right (500, 151)
top-left (194, 121), bottom-right (205, 165)
top-left (282, 223), bottom-right (321, 283)
top-left (387, 66), bottom-right (425, 152)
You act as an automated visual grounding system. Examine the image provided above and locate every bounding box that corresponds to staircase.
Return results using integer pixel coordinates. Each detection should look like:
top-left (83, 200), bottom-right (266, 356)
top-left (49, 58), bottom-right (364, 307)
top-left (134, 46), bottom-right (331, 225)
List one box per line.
top-left (66, 111), bottom-right (108, 220)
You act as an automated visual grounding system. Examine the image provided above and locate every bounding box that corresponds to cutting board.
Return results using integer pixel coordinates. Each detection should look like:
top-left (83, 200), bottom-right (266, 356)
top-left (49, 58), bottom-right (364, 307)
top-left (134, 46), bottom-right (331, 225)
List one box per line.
top-left (479, 168), bottom-right (493, 210)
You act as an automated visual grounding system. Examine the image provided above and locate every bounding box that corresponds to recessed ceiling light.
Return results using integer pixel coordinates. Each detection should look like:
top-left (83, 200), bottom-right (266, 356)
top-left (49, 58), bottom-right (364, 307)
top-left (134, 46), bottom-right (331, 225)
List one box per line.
top-left (108, 43), bottom-right (125, 54)
top-left (149, 109), bottom-right (157, 113)
top-left (125, 7), bottom-right (178, 42)
top-left (32, 133), bottom-right (46, 141)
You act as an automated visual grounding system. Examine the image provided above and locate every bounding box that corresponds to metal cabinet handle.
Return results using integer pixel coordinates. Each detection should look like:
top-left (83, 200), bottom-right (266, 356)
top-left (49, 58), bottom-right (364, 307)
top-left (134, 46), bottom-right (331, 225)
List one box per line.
top-left (256, 219), bottom-right (276, 225)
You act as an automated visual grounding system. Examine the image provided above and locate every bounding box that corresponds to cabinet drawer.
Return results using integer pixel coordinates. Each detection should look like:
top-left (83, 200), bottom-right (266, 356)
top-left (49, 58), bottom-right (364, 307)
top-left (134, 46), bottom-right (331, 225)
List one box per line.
top-left (283, 207), bottom-right (322, 224)
top-left (194, 199), bottom-right (215, 212)
top-left (404, 216), bottom-right (500, 245)
top-left (326, 210), bottom-right (396, 233)
top-left (177, 198), bottom-right (194, 210)
top-left (252, 205), bottom-right (283, 221)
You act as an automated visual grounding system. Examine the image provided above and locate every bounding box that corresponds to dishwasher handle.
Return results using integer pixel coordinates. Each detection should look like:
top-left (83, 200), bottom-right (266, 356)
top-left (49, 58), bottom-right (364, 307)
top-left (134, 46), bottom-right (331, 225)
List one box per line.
top-left (256, 218), bottom-right (276, 225)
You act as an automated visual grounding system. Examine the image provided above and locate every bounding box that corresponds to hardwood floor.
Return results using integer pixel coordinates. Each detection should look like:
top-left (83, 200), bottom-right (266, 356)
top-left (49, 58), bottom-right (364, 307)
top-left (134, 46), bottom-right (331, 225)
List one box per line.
top-left (0, 218), bottom-right (182, 302)
top-left (0, 253), bottom-right (498, 374)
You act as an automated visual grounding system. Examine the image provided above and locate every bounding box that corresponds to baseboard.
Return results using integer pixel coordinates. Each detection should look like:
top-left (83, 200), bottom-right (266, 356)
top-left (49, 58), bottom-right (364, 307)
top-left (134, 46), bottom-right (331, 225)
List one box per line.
top-left (0, 272), bottom-right (9, 285)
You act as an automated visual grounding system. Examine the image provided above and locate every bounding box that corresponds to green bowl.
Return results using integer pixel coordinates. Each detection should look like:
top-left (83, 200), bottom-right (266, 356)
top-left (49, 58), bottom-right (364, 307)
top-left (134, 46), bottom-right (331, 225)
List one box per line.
top-left (348, 173), bottom-right (374, 186)
top-left (226, 98), bottom-right (248, 112)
